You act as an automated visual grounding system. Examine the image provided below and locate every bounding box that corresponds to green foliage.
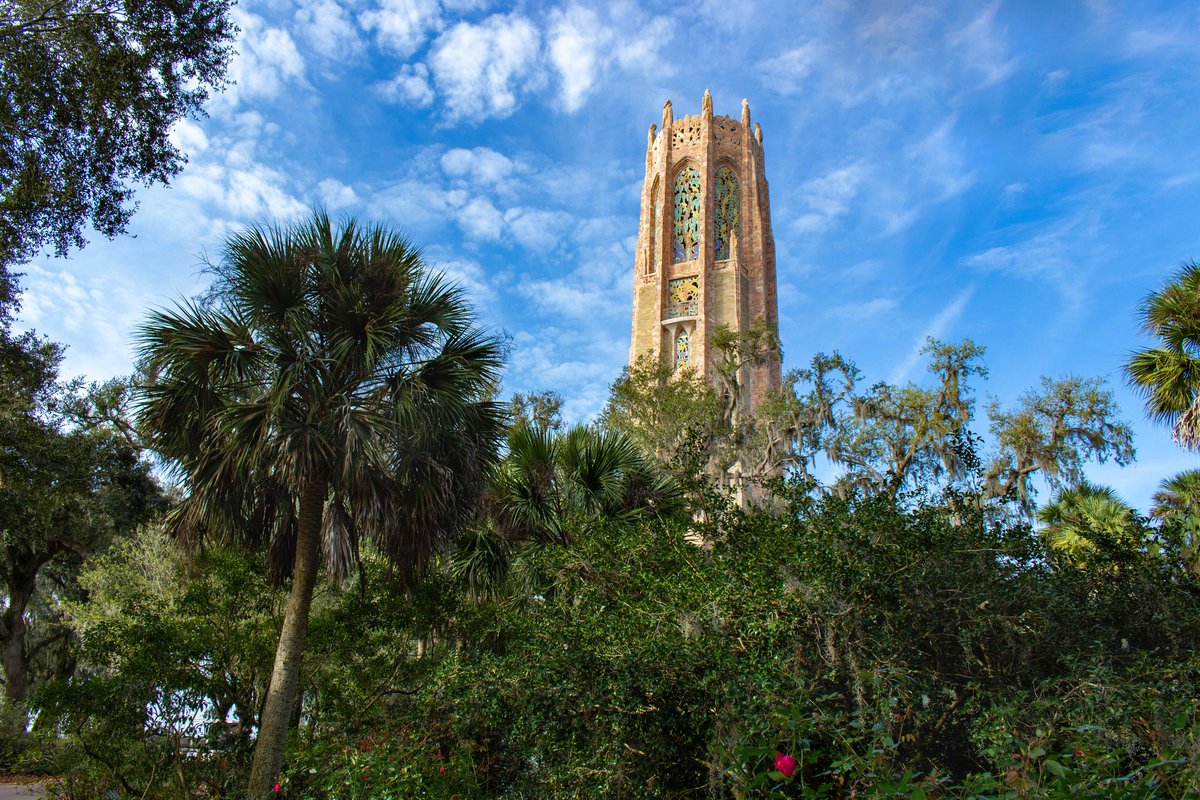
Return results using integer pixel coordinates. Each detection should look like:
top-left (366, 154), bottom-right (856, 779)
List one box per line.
top-left (507, 390), bottom-right (565, 434)
top-left (1125, 261), bottom-right (1200, 448)
top-left (0, 299), bottom-right (161, 712)
top-left (829, 339), bottom-right (987, 495)
top-left (1036, 484), bottom-right (1144, 562)
top-left (233, 471), bottom-right (1198, 799)
top-left (987, 376), bottom-right (1135, 511)
top-left (39, 526), bottom-right (281, 797)
top-left (601, 354), bottom-right (727, 480)
top-left (0, 0), bottom-right (236, 268)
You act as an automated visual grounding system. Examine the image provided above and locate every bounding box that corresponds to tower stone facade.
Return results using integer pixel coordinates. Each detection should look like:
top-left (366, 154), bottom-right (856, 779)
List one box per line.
top-left (629, 92), bottom-right (782, 412)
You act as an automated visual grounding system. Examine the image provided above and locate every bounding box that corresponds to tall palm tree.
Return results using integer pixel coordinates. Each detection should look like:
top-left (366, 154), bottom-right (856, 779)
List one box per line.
top-left (1150, 468), bottom-right (1200, 576)
top-left (1126, 261), bottom-right (1200, 448)
top-left (1036, 483), bottom-right (1142, 560)
top-left (135, 212), bottom-right (505, 799)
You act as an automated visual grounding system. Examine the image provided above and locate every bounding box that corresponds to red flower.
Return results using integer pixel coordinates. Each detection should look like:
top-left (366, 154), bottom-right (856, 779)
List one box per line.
top-left (774, 751), bottom-right (797, 778)
top-left (1074, 750), bottom-right (1084, 757)
top-left (273, 783), bottom-right (281, 794)
top-left (439, 765), bottom-right (446, 774)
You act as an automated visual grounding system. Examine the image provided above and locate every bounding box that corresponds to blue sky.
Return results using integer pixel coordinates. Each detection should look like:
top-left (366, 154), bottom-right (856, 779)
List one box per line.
top-left (16, 0), bottom-right (1200, 510)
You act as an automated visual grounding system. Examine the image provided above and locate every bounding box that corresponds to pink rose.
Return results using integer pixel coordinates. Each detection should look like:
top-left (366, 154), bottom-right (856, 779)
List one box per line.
top-left (774, 751), bottom-right (797, 778)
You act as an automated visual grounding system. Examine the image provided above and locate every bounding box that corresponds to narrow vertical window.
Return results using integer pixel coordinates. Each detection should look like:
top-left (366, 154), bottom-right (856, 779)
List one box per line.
top-left (675, 329), bottom-right (691, 370)
top-left (714, 166), bottom-right (739, 260)
top-left (650, 181), bottom-right (660, 273)
top-left (673, 166), bottom-right (701, 262)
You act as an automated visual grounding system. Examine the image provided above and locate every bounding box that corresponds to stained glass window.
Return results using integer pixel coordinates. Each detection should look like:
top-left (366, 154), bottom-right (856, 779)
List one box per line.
top-left (666, 276), bottom-right (699, 318)
top-left (714, 166), bottom-right (739, 260)
top-left (675, 329), bottom-right (690, 370)
top-left (673, 166), bottom-right (701, 262)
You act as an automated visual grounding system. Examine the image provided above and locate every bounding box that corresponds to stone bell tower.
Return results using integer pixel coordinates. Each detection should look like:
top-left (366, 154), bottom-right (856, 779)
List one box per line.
top-left (629, 91), bottom-right (781, 413)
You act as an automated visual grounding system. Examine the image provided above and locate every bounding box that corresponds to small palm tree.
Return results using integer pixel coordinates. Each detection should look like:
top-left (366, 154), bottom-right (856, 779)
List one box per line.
top-left (136, 211), bottom-right (505, 799)
top-left (1126, 262), bottom-right (1200, 448)
top-left (450, 424), bottom-right (679, 601)
top-left (1037, 483), bottom-right (1141, 561)
top-left (1151, 468), bottom-right (1200, 576)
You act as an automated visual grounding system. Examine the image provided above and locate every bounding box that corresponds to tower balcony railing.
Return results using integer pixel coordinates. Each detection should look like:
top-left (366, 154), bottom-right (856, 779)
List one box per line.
top-left (664, 299), bottom-right (698, 319)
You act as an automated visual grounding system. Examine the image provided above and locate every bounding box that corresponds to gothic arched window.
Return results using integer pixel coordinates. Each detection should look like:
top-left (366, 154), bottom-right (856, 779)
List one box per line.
top-left (673, 166), bottom-right (701, 262)
top-left (714, 166), bottom-right (740, 260)
top-left (675, 328), bottom-right (691, 370)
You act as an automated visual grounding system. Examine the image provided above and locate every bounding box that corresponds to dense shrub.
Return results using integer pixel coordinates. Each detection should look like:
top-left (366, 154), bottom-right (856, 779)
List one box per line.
top-left (38, 480), bottom-right (1200, 798)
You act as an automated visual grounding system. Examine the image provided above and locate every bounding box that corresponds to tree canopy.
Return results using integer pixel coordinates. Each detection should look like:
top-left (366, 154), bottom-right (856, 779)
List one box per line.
top-left (0, 0), bottom-right (235, 269)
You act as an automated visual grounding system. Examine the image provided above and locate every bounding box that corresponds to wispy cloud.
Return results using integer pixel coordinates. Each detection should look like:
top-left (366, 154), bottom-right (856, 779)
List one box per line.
top-left (890, 286), bottom-right (976, 383)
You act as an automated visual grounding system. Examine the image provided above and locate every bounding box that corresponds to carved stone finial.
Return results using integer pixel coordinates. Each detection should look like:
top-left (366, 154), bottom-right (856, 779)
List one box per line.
top-left (662, 99), bottom-right (673, 129)
top-left (741, 98), bottom-right (750, 127)
top-left (754, 122), bottom-right (763, 145)
top-left (648, 123), bottom-right (656, 146)
top-left (702, 88), bottom-right (713, 117)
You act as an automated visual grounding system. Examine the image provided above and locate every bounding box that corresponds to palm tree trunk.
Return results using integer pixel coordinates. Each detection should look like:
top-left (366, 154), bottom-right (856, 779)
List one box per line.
top-left (247, 479), bottom-right (327, 799)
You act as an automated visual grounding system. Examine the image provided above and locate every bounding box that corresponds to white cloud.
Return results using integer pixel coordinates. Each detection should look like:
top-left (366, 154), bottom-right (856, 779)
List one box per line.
top-left (361, 0), bottom-right (443, 58)
top-left (17, 265), bottom-right (142, 381)
top-left (905, 115), bottom-right (975, 202)
top-left (547, 6), bottom-right (610, 112)
top-left (791, 163), bottom-right (864, 234)
top-left (176, 160), bottom-right (306, 221)
top-left (169, 120), bottom-right (210, 154)
top-left (214, 9), bottom-right (306, 113)
top-left (428, 13), bottom-right (543, 122)
top-left (758, 44), bottom-right (821, 95)
top-left (378, 63), bottom-right (435, 106)
top-left (317, 178), bottom-right (359, 209)
top-left (966, 224), bottom-right (1091, 313)
top-left (949, 2), bottom-right (1017, 87)
top-left (457, 197), bottom-right (504, 241)
top-left (545, 5), bottom-right (673, 113)
top-left (296, 0), bottom-right (363, 60)
top-left (503, 208), bottom-right (573, 251)
top-left (517, 258), bottom-right (626, 322)
top-left (428, 257), bottom-right (497, 306)
top-left (377, 179), bottom-right (465, 233)
top-left (441, 147), bottom-right (516, 185)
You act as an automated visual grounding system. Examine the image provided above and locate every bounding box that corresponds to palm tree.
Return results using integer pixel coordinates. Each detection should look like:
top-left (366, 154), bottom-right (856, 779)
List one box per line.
top-left (1126, 262), bottom-right (1200, 448)
top-left (1150, 468), bottom-right (1200, 576)
top-left (450, 424), bottom-right (680, 601)
top-left (1036, 483), bottom-right (1142, 561)
top-left (135, 212), bottom-right (505, 799)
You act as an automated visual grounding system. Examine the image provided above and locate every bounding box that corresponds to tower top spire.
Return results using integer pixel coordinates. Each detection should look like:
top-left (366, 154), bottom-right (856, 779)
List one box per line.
top-left (702, 88), bottom-right (713, 116)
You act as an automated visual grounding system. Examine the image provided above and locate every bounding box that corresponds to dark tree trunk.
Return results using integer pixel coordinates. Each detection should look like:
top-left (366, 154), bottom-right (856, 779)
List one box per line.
top-left (1, 592), bottom-right (29, 703)
top-left (247, 479), bottom-right (327, 799)
top-left (0, 550), bottom-right (45, 706)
